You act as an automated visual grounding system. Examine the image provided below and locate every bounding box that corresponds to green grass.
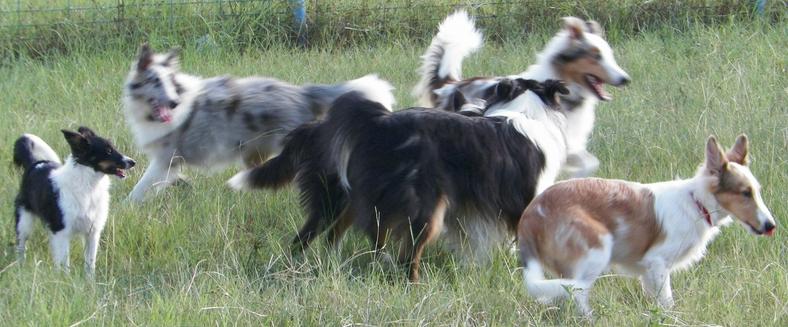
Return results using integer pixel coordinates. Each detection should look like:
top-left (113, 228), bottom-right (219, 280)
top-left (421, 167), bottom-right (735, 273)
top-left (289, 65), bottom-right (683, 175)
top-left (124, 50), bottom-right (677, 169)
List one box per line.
top-left (0, 21), bottom-right (786, 325)
top-left (3, 0), bottom-right (783, 60)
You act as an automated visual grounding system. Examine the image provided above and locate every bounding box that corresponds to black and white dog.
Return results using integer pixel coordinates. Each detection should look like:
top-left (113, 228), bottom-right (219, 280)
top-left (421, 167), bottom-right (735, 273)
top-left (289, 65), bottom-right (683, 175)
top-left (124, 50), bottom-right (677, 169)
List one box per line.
top-left (230, 79), bottom-right (569, 281)
top-left (13, 127), bottom-right (135, 276)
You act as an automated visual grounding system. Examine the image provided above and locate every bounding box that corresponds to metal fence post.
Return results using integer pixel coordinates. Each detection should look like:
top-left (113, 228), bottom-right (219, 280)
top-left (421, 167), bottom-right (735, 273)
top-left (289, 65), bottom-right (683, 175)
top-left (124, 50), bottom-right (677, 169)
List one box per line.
top-left (756, 0), bottom-right (767, 15)
top-left (292, 0), bottom-right (307, 47)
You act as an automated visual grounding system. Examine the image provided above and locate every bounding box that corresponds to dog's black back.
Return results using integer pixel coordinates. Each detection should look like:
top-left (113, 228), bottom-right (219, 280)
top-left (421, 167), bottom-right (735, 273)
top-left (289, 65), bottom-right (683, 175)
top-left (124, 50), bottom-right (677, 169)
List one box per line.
top-left (236, 78), bottom-right (567, 280)
top-left (15, 161), bottom-right (64, 232)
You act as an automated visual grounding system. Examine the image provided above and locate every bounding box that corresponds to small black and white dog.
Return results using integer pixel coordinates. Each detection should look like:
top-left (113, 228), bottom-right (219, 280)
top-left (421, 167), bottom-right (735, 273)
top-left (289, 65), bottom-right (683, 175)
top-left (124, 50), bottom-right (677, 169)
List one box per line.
top-left (230, 79), bottom-right (569, 281)
top-left (13, 127), bottom-right (135, 276)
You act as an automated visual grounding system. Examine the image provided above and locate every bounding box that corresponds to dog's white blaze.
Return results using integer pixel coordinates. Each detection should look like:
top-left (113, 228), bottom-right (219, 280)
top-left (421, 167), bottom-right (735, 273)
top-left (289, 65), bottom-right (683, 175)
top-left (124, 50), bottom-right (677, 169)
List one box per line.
top-left (152, 66), bottom-right (181, 105)
top-left (586, 33), bottom-right (630, 85)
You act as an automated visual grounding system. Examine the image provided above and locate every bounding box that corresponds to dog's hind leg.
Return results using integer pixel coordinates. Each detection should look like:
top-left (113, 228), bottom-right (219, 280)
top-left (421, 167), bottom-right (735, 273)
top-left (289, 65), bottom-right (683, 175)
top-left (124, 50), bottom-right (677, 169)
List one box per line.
top-left (326, 206), bottom-right (354, 250)
top-left (292, 174), bottom-right (347, 252)
top-left (398, 195), bottom-right (448, 282)
top-left (129, 157), bottom-right (182, 202)
top-left (15, 207), bottom-right (35, 261)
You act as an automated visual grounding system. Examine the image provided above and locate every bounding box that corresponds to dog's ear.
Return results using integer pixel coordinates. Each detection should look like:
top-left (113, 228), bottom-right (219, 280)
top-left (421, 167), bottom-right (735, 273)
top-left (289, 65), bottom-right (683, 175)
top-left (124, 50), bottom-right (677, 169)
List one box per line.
top-left (62, 129), bottom-right (90, 154)
top-left (563, 17), bottom-right (586, 41)
top-left (163, 47), bottom-right (181, 69)
top-left (137, 43), bottom-right (153, 72)
top-left (705, 135), bottom-right (728, 180)
top-left (586, 20), bottom-right (605, 38)
top-left (77, 126), bottom-right (96, 138)
top-left (726, 134), bottom-right (749, 166)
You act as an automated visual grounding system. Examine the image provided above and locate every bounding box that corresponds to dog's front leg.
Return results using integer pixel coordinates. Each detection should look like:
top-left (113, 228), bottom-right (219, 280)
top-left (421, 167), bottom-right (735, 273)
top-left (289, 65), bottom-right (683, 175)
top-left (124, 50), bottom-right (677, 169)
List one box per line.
top-left (84, 230), bottom-right (102, 278)
top-left (641, 262), bottom-right (674, 309)
top-left (49, 231), bottom-right (71, 273)
top-left (129, 158), bottom-right (181, 202)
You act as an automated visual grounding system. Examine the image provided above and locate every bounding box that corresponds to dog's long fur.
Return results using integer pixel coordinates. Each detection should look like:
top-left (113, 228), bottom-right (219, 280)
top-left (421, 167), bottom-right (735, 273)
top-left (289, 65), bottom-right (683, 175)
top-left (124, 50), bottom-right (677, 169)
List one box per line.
top-left (123, 44), bottom-right (395, 202)
top-left (517, 135), bottom-right (776, 317)
top-left (230, 79), bottom-right (570, 280)
top-left (13, 128), bottom-right (135, 276)
top-left (414, 11), bottom-right (630, 178)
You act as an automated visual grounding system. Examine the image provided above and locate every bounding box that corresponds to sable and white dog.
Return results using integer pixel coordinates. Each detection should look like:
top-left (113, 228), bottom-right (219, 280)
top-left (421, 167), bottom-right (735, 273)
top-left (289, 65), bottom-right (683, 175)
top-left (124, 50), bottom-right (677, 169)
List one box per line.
top-left (123, 44), bottom-right (394, 202)
top-left (414, 11), bottom-right (630, 178)
top-left (517, 135), bottom-right (776, 317)
top-left (13, 128), bottom-right (135, 276)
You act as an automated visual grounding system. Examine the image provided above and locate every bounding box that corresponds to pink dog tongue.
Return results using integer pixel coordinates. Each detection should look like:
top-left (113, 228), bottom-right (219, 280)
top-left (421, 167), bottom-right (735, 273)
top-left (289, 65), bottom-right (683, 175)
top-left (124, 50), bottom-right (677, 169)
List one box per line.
top-left (589, 76), bottom-right (611, 101)
top-left (153, 106), bottom-right (173, 123)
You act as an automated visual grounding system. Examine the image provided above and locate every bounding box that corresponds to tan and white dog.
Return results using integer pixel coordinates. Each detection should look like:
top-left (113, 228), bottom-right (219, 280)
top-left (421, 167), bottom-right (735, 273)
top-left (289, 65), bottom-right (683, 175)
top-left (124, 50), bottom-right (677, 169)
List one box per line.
top-left (517, 134), bottom-right (776, 317)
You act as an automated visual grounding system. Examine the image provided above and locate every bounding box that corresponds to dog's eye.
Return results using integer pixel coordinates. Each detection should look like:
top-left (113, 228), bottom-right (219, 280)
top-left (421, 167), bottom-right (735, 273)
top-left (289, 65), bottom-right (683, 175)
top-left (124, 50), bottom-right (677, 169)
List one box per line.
top-left (742, 190), bottom-right (753, 198)
top-left (589, 48), bottom-right (602, 60)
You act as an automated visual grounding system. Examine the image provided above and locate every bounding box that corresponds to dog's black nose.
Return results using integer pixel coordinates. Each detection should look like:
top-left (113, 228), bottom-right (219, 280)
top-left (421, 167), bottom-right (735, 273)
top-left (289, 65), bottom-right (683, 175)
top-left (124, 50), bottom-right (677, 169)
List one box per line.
top-left (617, 77), bottom-right (631, 86)
top-left (168, 100), bottom-right (180, 109)
top-left (125, 159), bottom-right (136, 169)
top-left (764, 221), bottom-right (776, 233)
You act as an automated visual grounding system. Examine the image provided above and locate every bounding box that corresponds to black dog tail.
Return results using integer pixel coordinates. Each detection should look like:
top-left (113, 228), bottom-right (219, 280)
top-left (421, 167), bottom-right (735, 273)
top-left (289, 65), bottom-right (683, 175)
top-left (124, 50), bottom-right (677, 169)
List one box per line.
top-left (13, 134), bottom-right (61, 171)
top-left (322, 91), bottom-right (390, 189)
top-left (227, 124), bottom-right (318, 191)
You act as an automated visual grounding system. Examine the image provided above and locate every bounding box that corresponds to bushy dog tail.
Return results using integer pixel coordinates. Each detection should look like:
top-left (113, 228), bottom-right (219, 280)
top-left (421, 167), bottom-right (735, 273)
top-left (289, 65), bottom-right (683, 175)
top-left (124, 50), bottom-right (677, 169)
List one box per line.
top-left (13, 134), bottom-right (61, 171)
top-left (227, 124), bottom-right (318, 191)
top-left (322, 91), bottom-right (390, 189)
top-left (304, 74), bottom-right (395, 117)
top-left (413, 10), bottom-right (482, 107)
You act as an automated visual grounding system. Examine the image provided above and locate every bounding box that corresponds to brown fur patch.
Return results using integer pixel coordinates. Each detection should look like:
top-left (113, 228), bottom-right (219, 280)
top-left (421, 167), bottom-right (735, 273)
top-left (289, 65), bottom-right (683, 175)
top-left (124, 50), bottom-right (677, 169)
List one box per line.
top-left (519, 179), bottom-right (665, 277)
top-left (554, 50), bottom-right (611, 88)
top-left (714, 165), bottom-right (761, 230)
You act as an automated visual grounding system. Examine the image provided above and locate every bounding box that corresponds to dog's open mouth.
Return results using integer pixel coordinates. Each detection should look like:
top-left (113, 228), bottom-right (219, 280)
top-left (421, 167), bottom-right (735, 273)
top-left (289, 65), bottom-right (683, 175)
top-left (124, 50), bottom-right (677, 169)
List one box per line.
top-left (152, 105), bottom-right (173, 123)
top-left (114, 168), bottom-right (127, 179)
top-left (584, 74), bottom-right (611, 101)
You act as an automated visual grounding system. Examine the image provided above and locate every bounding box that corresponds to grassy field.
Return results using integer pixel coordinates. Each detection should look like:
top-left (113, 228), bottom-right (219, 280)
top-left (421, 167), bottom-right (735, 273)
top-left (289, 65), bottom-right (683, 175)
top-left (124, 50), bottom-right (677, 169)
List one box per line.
top-left (0, 21), bottom-right (785, 325)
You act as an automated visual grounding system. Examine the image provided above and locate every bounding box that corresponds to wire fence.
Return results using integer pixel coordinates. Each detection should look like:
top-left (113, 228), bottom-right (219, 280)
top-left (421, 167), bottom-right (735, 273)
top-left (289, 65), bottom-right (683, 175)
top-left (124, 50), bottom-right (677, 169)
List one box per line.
top-left (0, 1), bottom-right (782, 60)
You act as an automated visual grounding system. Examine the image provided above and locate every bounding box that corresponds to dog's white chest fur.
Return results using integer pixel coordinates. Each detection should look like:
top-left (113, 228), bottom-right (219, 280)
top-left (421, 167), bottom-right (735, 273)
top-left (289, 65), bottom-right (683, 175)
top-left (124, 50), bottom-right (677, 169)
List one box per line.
top-left (50, 162), bottom-right (111, 234)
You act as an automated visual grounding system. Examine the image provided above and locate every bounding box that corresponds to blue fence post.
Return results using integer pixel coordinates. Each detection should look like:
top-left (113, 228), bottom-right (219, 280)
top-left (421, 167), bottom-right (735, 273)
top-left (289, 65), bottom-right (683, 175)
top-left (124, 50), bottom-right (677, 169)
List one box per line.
top-left (756, 0), bottom-right (767, 15)
top-left (292, 0), bottom-right (307, 47)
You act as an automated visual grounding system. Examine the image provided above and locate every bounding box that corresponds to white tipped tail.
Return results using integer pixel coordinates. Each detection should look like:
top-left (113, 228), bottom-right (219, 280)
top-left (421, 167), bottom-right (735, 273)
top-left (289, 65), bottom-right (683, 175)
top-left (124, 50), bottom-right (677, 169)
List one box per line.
top-left (345, 74), bottom-right (396, 111)
top-left (227, 169), bottom-right (251, 191)
top-left (13, 134), bottom-right (61, 170)
top-left (413, 10), bottom-right (483, 106)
